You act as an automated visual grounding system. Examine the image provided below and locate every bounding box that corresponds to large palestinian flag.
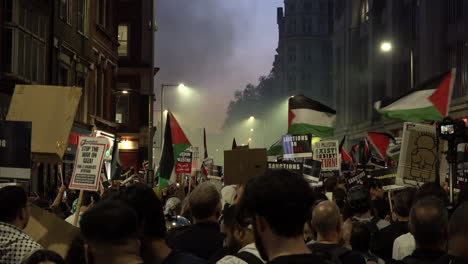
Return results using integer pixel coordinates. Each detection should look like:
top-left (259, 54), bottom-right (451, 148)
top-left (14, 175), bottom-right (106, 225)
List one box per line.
top-left (366, 132), bottom-right (395, 160)
top-left (375, 69), bottom-right (456, 122)
top-left (288, 95), bottom-right (336, 136)
top-left (156, 111), bottom-right (191, 189)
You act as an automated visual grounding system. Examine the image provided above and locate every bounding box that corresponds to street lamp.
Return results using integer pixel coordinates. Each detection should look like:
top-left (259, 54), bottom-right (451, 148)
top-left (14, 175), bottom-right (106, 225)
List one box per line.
top-left (380, 41), bottom-right (392, 52)
top-left (249, 116), bottom-right (255, 121)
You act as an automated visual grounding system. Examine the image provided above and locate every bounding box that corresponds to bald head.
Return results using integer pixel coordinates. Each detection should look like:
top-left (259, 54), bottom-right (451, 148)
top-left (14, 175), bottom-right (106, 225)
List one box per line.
top-left (312, 201), bottom-right (341, 234)
top-left (189, 182), bottom-right (221, 220)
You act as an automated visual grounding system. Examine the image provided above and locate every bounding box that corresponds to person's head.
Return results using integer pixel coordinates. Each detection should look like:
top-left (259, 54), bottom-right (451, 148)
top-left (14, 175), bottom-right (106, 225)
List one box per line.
top-left (350, 221), bottom-right (371, 252)
top-left (221, 185), bottom-right (237, 209)
top-left (100, 188), bottom-right (120, 201)
top-left (239, 169), bottom-right (315, 260)
top-left (347, 185), bottom-right (371, 216)
top-left (188, 182), bottom-right (221, 222)
top-left (164, 197), bottom-right (182, 216)
top-left (368, 180), bottom-right (384, 200)
top-left (22, 249), bottom-right (64, 264)
top-left (220, 204), bottom-right (254, 254)
top-left (409, 196), bottom-right (448, 249)
top-left (447, 202), bottom-right (468, 259)
top-left (82, 191), bottom-right (100, 208)
top-left (0, 186), bottom-right (30, 229)
top-left (324, 176), bottom-right (338, 193)
top-left (392, 189), bottom-right (415, 220)
top-left (415, 182), bottom-right (449, 205)
top-left (120, 183), bottom-right (166, 239)
top-left (332, 187), bottom-right (346, 209)
top-left (312, 201), bottom-right (342, 242)
top-left (80, 200), bottom-right (141, 262)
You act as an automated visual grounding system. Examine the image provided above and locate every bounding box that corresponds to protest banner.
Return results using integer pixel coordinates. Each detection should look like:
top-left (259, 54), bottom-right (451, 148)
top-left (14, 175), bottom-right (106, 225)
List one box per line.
top-left (69, 137), bottom-right (107, 191)
top-left (283, 134), bottom-right (312, 159)
top-left (207, 175), bottom-right (223, 192)
top-left (313, 140), bottom-right (340, 171)
top-left (224, 148), bottom-right (267, 185)
top-left (267, 162), bottom-right (303, 173)
top-left (7, 85), bottom-right (82, 161)
top-left (345, 171), bottom-right (367, 189)
top-left (24, 205), bottom-right (79, 258)
top-left (303, 159), bottom-right (322, 183)
top-left (0, 121), bottom-right (32, 181)
top-left (176, 149), bottom-right (192, 174)
top-left (371, 167), bottom-right (404, 191)
top-left (397, 123), bottom-right (444, 187)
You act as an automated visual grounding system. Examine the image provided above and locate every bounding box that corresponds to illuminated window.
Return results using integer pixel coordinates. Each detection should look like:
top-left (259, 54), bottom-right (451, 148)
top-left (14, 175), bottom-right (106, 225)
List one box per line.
top-left (118, 25), bottom-right (129, 57)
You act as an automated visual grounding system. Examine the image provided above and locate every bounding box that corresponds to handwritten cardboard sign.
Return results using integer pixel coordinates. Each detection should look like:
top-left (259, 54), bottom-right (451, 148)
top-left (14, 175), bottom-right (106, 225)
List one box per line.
top-left (69, 137), bottom-right (107, 191)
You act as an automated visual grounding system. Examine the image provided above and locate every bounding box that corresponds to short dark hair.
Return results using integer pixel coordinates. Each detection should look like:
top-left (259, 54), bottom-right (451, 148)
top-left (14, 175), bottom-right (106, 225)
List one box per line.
top-left (23, 249), bottom-right (64, 264)
top-left (332, 188), bottom-right (346, 208)
top-left (448, 202), bottom-right (468, 240)
top-left (324, 176), bottom-right (338, 192)
top-left (415, 182), bottom-right (449, 205)
top-left (80, 200), bottom-right (139, 245)
top-left (82, 191), bottom-right (100, 207)
top-left (239, 169), bottom-right (315, 238)
top-left (0, 186), bottom-right (28, 222)
top-left (392, 189), bottom-right (415, 217)
top-left (347, 185), bottom-right (371, 215)
top-left (189, 182), bottom-right (220, 220)
top-left (350, 221), bottom-right (371, 252)
top-left (120, 183), bottom-right (166, 239)
top-left (409, 196), bottom-right (448, 247)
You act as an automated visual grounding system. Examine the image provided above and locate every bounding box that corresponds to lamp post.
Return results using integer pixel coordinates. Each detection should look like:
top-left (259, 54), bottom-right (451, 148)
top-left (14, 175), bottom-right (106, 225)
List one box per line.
top-left (160, 83), bottom-right (185, 151)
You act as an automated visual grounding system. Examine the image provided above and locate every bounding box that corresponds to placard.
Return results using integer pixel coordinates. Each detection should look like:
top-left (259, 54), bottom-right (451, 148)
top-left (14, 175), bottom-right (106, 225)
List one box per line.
top-left (0, 121), bottom-right (32, 180)
top-left (283, 134), bottom-right (312, 159)
top-left (176, 149), bottom-right (192, 174)
top-left (313, 140), bottom-right (340, 171)
top-left (224, 148), bottom-right (267, 185)
top-left (69, 137), bottom-right (107, 191)
top-left (303, 159), bottom-right (322, 183)
top-left (397, 123), bottom-right (444, 187)
top-left (371, 168), bottom-right (398, 190)
top-left (267, 162), bottom-right (303, 173)
top-left (345, 171), bottom-right (367, 189)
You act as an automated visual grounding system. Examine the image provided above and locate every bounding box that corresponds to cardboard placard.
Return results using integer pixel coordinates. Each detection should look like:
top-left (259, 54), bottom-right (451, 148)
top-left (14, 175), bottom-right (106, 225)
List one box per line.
top-left (224, 148), bottom-right (267, 185)
top-left (0, 121), bottom-right (32, 180)
top-left (397, 123), bottom-right (444, 187)
top-left (345, 171), bottom-right (367, 189)
top-left (313, 140), bottom-right (340, 171)
top-left (303, 159), bottom-right (322, 183)
top-left (7, 85), bottom-right (82, 159)
top-left (24, 205), bottom-right (79, 258)
top-left (283, 134), bottom-right (312, 159)
top-left (371, 168), bottom-right (398, 189)
top-left (69, 137), bottom-right (107, 191)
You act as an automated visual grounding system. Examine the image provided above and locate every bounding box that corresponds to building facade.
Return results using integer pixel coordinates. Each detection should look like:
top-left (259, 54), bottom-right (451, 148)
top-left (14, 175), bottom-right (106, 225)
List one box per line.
top-left (116, 0), bottom-right (156, 178)
top-left (333, 0), bottom-right (468, 144)
top-left (274, 0), bottom-right (334, 107)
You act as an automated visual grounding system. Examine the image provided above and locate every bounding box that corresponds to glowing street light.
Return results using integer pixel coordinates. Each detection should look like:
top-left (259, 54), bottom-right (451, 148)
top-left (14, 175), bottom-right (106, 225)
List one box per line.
top-left (380, 41), bottom-right (392, 52)
top-left (250, 128), bottom-right (254, 132)
top-left (178, 83), bottom-right (188, 93)
top-left (248, 138), bottom-right (252, 142)
top-left (249, 116), bottom-right (255, 121)
top-left (163, 110), bottom-right (168, 115)
top-left (122, 90), bottom-right (129, 94)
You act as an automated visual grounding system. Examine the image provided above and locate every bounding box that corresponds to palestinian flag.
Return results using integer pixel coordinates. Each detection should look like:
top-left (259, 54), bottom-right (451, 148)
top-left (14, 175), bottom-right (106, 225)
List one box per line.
top-left (203, 128), bottom-right (208, 159)
top-left (375, 69), bottom-right (456, 122)
top-left (349, 144), bottom-right (359, 164)
top-left (359, 139), bottom-right (371, 165)
top-left (288, 95), bottom-right (336, 137)
top-left (156, 111), bottom-right (191, 189)
top-left (366, 132), bottom-right (395, 160)
top-left (267, 139), bottom-right (283, 157)
top-left (339, 136), bottom-right (353, 164)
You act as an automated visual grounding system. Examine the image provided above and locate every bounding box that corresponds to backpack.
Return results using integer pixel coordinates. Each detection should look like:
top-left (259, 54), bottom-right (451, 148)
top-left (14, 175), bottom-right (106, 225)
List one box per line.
top-left (309, 244), bottom-right (351, 264)
top-left (235, 251), bottom-right (264, 264)
top-left (365, 216), bottom-right (381, 235)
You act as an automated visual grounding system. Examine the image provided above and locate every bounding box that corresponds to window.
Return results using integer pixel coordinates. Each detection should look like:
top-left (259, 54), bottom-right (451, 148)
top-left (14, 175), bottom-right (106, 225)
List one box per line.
top-left (287, 74), bottom-right (296, 92)
top-left (305, 48), bottom-right (312, 62)
top-left (288, 46), bottom-right (296, 64)
top-left (288, 19), bottom-right (296, 34)
top-left (59, 65), bottom-right (70, 86)
top-left (118, 25), bottom-right (129, 57)
top-left (303, 17), bottom-right (313, 33)
top-left (360, 0), bottom-right (370, 23)
top-left (77, 0), bottom-right (87, 34)
top-left (4, 0), bottom-right (13, 22)
top-left (98, 0), bottom-right (107, 27)
top-left (116, 83), bottom-right (130, 124)
top-left (59, 0), bottom-right (71, 24)
top-left (75, 76), bottom-right (87, 122)
top-left (2, 29), bottom-right (12, 72)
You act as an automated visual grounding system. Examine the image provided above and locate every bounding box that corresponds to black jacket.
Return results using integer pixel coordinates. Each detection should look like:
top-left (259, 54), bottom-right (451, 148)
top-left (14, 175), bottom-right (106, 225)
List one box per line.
top-left (372, 221), bottom-right (409, 260)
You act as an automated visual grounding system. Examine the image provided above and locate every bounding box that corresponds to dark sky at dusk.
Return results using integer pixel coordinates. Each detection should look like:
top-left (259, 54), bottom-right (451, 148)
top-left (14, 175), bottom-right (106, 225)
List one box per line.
top-left (155, 0), bottom-right (283, 132)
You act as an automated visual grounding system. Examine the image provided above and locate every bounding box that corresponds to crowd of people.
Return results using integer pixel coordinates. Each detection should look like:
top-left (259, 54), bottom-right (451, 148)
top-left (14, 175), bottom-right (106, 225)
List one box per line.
top-left (1, 169), bottom-right (468, 264)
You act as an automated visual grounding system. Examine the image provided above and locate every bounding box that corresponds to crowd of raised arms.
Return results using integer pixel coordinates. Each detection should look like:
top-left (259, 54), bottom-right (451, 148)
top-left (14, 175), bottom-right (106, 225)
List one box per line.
top-left (1, 169), bottom-right (468, 264)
